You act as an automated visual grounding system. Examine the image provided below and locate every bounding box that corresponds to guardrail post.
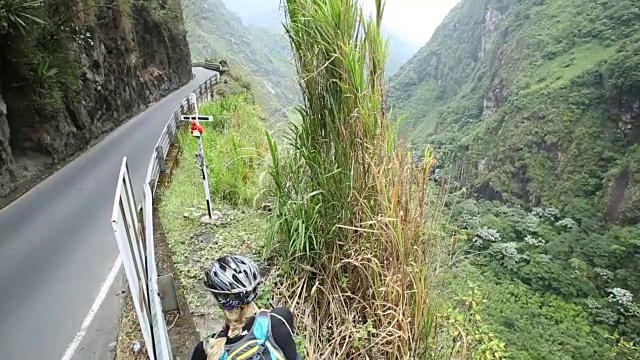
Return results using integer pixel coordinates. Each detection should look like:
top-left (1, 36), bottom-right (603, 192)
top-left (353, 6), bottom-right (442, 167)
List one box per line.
top-left (155, 146), bottom-right (166, 173)
top-left (168, 123), bottom-right (176, 144)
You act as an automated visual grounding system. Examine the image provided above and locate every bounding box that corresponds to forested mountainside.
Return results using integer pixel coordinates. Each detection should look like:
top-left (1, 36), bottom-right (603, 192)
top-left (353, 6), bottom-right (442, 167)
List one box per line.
top-left (391, 0), bottom-right (639, 225)
top-left (0, 0), bottom-right (191, 198)
top-left (182, 0), bottom-right (299, 119)
top-left (389, 0), bottom-right (640, 357)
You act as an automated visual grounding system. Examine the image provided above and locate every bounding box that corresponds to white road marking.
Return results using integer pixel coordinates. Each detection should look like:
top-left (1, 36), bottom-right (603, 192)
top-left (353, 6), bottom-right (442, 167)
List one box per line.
top-left (60, 256), bottom-right (123, 360)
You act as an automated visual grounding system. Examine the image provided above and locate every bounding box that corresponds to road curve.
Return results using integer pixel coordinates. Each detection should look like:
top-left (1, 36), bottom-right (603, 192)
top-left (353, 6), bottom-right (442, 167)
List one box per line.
top-left (0, 67), bottom-right (215, 360)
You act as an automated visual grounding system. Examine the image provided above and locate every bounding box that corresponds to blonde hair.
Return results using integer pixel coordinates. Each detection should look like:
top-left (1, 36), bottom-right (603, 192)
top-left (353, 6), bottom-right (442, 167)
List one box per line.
top-left (204, 302), bottom-right (259, 359)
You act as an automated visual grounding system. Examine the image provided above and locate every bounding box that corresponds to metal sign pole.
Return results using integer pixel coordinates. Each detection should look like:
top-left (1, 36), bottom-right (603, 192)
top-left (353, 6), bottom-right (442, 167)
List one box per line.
top-left (189, 93), bottom-right (214, 221)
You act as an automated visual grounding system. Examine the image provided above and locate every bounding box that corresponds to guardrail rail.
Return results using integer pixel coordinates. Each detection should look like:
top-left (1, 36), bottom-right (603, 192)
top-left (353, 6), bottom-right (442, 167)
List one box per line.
top-left (111, 66), bottom-right (221, 360)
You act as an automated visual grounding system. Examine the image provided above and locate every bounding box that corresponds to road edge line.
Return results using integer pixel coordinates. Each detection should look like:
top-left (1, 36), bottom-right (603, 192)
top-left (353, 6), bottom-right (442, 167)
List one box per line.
top-left (60, 256), bottom-right (123, 360)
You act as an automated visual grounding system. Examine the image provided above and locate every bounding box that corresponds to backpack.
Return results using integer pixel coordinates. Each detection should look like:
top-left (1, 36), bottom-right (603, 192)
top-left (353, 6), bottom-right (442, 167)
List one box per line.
top-left (219, 310), bottom-right (287, 360)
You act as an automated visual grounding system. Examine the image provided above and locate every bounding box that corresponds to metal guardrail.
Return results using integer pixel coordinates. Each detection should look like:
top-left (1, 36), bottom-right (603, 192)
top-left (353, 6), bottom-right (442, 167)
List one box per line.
top-left (111, 68), bottom-right (220, 359)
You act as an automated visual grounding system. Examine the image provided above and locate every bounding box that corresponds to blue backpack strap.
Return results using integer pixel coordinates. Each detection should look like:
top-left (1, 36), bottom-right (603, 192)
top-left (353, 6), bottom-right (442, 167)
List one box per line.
top-left (252, 310), bottom-right (287, 360)
top-left (251, 310), bottom-right (272, 341)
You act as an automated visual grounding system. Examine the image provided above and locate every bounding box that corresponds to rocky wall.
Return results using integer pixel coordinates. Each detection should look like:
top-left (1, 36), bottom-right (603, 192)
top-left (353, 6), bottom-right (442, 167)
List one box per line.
top-left (0, 0), bottom-right (192, 197)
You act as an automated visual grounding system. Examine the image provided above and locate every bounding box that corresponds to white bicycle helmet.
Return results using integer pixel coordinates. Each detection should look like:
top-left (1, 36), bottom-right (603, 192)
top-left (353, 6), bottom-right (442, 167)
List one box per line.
top-left (204, 255), bottom-right (262, 310)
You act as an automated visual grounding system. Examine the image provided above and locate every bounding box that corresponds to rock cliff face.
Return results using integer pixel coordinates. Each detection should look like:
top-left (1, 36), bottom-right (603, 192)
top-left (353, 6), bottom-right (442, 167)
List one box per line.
top-left (0, 93), bottom-right (12, 192)
top-left (389, 0), bottom-right (640, 226)
top-left (0, 0), bottom-right (192, 197)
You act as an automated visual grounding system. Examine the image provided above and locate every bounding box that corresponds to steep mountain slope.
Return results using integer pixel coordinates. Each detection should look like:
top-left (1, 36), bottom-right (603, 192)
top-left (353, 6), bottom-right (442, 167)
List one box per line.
top-left (389, 0), bottom-right (640, 356)
top-left (0, 0), bottom-right (191, 197)
top-left (182, 0), bottom-right (299, 118)
top-left (383, 27), bottom-right (417, 75)
top-left (390, 0), bottom-right (640, 226)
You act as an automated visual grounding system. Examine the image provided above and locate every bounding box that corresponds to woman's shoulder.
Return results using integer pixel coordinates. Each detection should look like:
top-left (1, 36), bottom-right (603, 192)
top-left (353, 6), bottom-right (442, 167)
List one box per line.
top-left (266, 307), bottom-right (298, 359)
top-left (191, 339), bottom-right (207, 360)
top-left (270, 307), bottom-right (293, 319)
top-left (268, 307), bottom-right (295, 335)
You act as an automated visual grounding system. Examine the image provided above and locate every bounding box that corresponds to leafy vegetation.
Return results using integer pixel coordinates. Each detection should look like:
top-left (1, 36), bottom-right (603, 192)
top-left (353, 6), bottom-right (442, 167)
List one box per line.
top-left (1, 0), bottom-right (81, 121)
top-left (388, 0), bottom-right (640, 358)
top-left (263, 0), bottom-right (454, 358)
top-left (441, 197), bottom-right (640, 358)
top-left (0, 0), bottom-right (45, 34)
top-left (162, 91), bottom-right (269, 210)
top-left (193, 94), bottom-right (269, 206)
top-left (390, 0), bottom-right (640, 223)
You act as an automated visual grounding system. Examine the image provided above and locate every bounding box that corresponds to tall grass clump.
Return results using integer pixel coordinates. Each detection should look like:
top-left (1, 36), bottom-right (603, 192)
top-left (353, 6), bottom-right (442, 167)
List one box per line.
top-left (266, 0), bottom-right (445, 358)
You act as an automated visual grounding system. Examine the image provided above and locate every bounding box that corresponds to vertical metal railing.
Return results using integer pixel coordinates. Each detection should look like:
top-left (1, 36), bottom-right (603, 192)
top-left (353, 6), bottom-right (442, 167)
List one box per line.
top-left (114, 66), bottom-right (221, 360)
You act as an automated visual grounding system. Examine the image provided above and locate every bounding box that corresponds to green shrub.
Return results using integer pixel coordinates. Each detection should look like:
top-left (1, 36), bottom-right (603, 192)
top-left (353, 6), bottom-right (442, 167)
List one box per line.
top-left (177, 92), bottom-right (269, 207)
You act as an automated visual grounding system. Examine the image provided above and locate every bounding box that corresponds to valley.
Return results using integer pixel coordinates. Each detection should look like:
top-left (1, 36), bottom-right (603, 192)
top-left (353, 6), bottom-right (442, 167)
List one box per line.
top-left (389, 0), bottom-right (640, 357)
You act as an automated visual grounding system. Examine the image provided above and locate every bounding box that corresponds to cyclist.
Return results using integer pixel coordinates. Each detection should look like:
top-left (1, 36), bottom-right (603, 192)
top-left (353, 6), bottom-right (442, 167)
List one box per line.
top-left (191, 255), bottom-right (298, 360)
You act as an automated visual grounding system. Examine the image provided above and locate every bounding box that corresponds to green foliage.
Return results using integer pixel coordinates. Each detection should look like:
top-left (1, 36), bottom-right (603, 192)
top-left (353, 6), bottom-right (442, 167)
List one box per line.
top-left (446, 198), bottom-right (640, 358)
top-left (477, 278), bottom-right (610, 359)
top-left (179, 92), bottom-right (269, 207)
top-left (0, 0), bottom-right (45, 34)
top-left (0, 0), bottom-right (87, 122)
top-left (265, 0), bottom-right (447, 357)
top-left (390, 0), bottom-right (640, 225)
top-left (389, 3), bottom-right (640, 355)
top-left (437, 280), bottom-right (509, 360)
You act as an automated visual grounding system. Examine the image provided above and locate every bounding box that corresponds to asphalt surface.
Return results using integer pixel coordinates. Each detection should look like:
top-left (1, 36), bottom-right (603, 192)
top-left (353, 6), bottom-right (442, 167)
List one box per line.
top-left (0, 67), bottom-right (215, 360)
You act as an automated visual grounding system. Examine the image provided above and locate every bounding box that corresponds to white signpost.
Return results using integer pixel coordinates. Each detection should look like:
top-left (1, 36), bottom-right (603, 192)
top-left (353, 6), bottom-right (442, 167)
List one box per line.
top-left (111, 157), bottom-right (155, 359)
top-left (180, 115), bottom-right (214, 122)
top-left (188, 93), bottom-right (214, 221)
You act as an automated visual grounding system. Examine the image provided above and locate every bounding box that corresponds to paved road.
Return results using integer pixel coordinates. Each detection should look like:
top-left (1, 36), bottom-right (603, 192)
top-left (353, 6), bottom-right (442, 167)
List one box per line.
top-left (0, 67), bottom-right (215, 360)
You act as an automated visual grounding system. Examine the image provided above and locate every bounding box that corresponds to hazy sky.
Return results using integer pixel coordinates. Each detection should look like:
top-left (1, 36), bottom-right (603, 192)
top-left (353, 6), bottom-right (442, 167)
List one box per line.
top-left (221, 0), bottom-right (462, 51)
top-left (360, 0), bottom-right (461, 48)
